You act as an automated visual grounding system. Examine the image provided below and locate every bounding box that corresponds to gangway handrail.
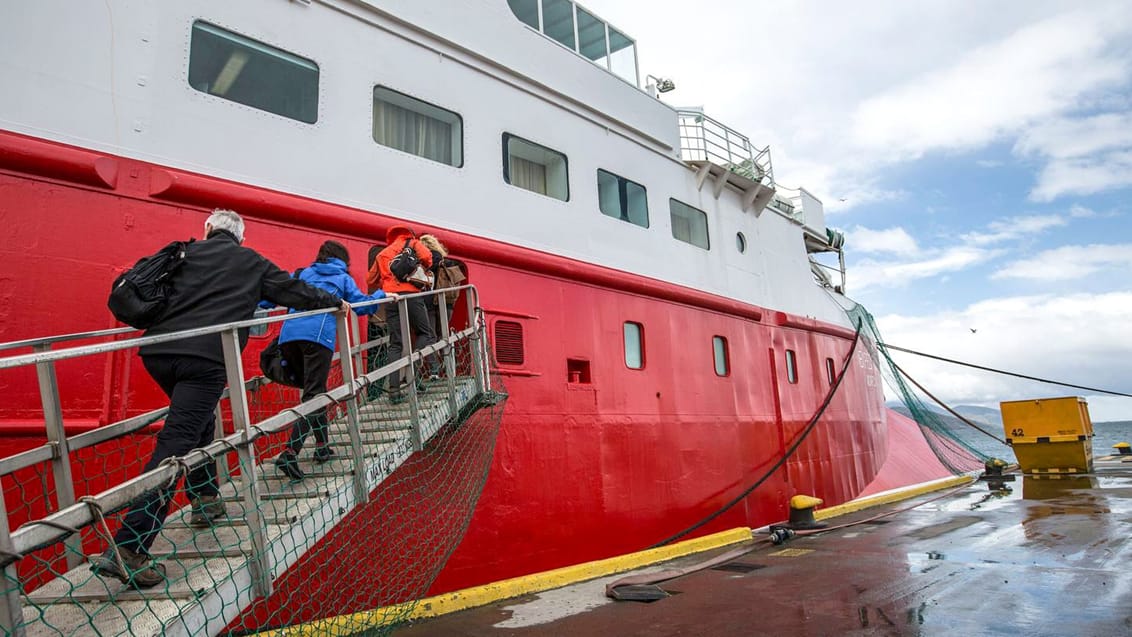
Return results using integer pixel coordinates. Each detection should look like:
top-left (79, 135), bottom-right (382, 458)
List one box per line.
top-left (0, 305), bottom-right (346, 370)
top-left (0, 327), bottom-right (138, 354)
top-left (0, 288), bottom-right (472, 477)
top-left (0, 283), bottom-right (492, 636)
top-left (6, 321), bottom-right (477, 557)
top-left (0, 285), bottom-right (461, 369)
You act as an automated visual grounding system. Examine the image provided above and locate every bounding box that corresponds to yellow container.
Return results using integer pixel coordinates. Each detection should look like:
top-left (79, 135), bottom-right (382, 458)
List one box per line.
top-left (1011, 436), bottom-right (1094, 474)
top-left (1002, 396), bottom-right (1094, 475)
top-left (1001, 396), bottom-right (1093, 441)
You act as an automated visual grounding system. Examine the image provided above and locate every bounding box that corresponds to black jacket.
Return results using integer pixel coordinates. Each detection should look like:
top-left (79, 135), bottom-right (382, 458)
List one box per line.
top-left (139, 230), bottom-right (341, 364)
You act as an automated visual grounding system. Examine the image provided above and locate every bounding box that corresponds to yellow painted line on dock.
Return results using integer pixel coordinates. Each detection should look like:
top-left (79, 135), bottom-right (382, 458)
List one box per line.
top-left (266, 475), bottom-right (976, 635)
top-left (263, 526), bottom-right (754, 636)
top-left (814, 474), bottom-right (975, 521)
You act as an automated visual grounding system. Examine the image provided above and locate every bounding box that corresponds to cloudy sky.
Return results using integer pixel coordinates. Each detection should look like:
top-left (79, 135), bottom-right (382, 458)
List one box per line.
top-left (592, 0), bottom-right (1132, 421)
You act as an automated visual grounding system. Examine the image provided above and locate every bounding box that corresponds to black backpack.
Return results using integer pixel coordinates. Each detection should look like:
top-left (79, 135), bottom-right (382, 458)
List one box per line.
top-left (259, 337), bottom-right (302, 387)
top-left (107, 240), bottom-right (192, 329)
top-left (388, 238), bottom-right (420, 282)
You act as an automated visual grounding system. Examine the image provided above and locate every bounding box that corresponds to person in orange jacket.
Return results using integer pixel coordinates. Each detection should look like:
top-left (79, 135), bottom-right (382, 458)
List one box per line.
top-left (366, 225), bottom-right (436, 402)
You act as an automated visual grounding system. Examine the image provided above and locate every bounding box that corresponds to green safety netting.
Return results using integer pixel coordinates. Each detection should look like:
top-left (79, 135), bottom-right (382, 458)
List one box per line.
top-left (846, 303), bottom-right (999, 473)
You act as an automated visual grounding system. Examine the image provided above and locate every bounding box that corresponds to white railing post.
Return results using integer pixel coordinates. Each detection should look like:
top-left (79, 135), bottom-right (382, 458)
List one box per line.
top-left (213, 404), bottom-right (229, 486)
top-left (220, 329), bottom-right (272, 599)
top-left (467, 290), bottom-right (487, 395)
top-left (436, 292), bottom-right (458, 416)
top-left (32, 344), bottom-right (81, 571)
top-left (0, 492), bottom-right (25, 637)
top-left (335, 311), bottom-right (369, 503)
top-left (398, 299), bottom-right (423, 451)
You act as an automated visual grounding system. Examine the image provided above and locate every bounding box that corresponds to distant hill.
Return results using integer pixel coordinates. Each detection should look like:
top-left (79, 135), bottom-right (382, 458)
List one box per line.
top-left (886, 401), bottom-right (1002, 427)
top-left (952, 405), bottom-right (1003, 427)
top-left (885, 400), bottom-right (1128, 428)
top-left (888, 403), bottom-right (1011, 459)
top-left (888, 404), bottom-right (995, 433)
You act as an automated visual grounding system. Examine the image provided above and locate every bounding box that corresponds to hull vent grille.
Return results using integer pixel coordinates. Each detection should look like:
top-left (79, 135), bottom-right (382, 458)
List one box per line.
top-left (494, 320), bottom-right (525, 365)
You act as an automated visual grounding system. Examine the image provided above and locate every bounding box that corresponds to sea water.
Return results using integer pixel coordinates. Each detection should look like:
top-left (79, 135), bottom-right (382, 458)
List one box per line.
top-left (956, 420), bottom-right (1132, 463)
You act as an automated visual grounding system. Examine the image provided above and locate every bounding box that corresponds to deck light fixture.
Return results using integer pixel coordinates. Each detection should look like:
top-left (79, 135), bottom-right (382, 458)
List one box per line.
top-left (646, 74), bottom-right (676, 97)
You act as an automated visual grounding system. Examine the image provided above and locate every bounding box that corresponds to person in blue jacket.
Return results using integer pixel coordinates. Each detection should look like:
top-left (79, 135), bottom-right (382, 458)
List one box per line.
top-left (271, 240), bottom-right (390, 481)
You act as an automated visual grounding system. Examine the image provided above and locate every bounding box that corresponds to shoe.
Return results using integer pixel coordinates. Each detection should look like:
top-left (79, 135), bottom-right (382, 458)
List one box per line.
top-left (274, 451), bottom-right (305, 481)
top-left (388, 391), bottom-right (406, 405)
top-left (313, 446), bottom-right (336, 464)
top-left (89, 546), bottom-right (166, 589)
top-left (188, 495), bottom-right (226, 528)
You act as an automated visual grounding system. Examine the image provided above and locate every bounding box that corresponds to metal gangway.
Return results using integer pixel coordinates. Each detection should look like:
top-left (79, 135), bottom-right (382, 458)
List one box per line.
top-left (0, 286), bottom-right (498, 636)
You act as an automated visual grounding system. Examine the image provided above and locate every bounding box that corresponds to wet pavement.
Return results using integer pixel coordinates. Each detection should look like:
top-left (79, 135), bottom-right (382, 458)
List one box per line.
top-left (395, 457), bottom-right (1132, 636)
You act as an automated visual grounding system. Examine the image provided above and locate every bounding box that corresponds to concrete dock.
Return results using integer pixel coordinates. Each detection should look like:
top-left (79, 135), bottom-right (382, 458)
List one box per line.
top-left (395, 457), bottom-right (1132, 636)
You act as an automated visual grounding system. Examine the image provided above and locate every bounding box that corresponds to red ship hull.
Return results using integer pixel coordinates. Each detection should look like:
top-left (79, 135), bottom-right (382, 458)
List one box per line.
top-left (0, 131), bottom-right (955, 622)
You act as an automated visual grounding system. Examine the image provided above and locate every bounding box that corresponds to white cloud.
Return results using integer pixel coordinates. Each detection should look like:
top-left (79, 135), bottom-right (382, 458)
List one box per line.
top-left (596, 0), bottom-right (1132, 206)
top-left (992, 244), bottom-right (1132, 281)
top-left (850, 6), bottom-right (1132, 160)
top-left (877, 292), bottom-right (1132, 421)
top-left (1069, 205), bottom-right (1097, 218)
top-left (846, 226), bottom-right (919, 255)
top-left (1030, 150), bottom-right (1132, 201)
top-left (960, 214), bottom-right (1067, 246)
top-left (1014, 112), bottom-right (1132, 159)
top-left (852, 246), bottom-right (1000, 290)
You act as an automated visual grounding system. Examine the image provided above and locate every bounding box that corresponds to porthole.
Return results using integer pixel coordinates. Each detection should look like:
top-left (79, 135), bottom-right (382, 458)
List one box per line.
top-left (736, 232), bottom-right (747, 253)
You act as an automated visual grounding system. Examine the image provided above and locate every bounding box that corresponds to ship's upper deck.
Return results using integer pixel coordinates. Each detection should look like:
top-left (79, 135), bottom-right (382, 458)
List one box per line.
top-left (0, 0), bottom-right (845, 326)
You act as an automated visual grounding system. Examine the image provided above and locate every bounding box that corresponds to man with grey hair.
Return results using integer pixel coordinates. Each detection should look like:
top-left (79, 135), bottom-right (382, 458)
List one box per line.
top-left (91, 208), bottom-right (349, 589)
top-left (204, 208), bottom-right (246, 242)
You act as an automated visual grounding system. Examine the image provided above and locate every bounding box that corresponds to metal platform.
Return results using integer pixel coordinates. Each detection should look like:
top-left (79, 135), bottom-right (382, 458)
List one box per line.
top-left (395, 456), bottom-right (1132, 637)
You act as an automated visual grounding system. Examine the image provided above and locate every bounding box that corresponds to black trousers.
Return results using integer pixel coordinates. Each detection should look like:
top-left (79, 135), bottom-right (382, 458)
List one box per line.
top-left (115, 355), bottom-right (226, 553)
top-left (385, 297), bottom-right (437, 390)
top-left (282, 340), bottom-right (334, 453)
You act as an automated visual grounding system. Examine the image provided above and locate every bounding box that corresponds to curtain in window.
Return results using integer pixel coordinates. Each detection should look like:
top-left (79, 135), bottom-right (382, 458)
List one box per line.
top-left (374, 100), bottom-right (452, 164)
top-left (672, 215), bottom-right (691, 242)
top-left (509, 156), bottom-right (548, 194)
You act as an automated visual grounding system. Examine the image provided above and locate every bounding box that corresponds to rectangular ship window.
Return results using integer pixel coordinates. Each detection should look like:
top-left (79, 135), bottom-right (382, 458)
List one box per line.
top-left (373, 86), bottom-right (463, 167)
top-left (713, 336), bottom-right (729, 377)
top-left (624, 322), bottom-right (644, 369)
top-left (576, 7), bottom-right (608, 64)
top-left (189, 21), bottom-right (319, 124)
top-left (541, 0), bottom-right (576, 49)
top-left (669, 198), bottom-right (710, 249)
top-left (597, 169), bottom-right (649, 228)
top-left (504, 134), bottom-right (569, 201)
top-left (608, 27), bottom-right (637, 84)
top-left (826, 357), bottom-right (836, 384)
top-left (786, 349), bottom-right (798, 384)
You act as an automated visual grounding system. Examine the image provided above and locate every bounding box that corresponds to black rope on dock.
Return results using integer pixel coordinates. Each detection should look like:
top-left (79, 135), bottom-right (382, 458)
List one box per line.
top-left (889, 360), bottom-right (1007, 446)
